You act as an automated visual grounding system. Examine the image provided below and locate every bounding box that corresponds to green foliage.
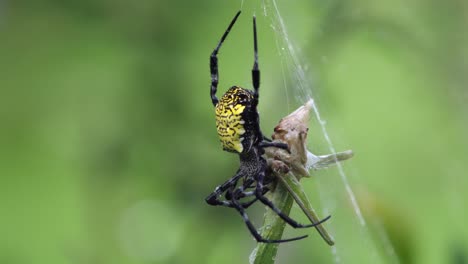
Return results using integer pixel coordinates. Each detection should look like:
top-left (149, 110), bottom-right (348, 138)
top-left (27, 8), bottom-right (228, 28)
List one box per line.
top-left (251, 174), bottom-right (334, 264)
top-left (1, 0), bottom-right (468, 264)
top-left (250, 180), bottom-right (293, 264)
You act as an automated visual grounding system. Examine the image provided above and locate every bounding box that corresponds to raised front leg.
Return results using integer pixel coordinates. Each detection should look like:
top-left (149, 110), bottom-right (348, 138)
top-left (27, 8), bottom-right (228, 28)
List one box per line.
top-left (251, 15), bottom-right (260, 104)
top-left (210, 11), bottom-right (241, 106)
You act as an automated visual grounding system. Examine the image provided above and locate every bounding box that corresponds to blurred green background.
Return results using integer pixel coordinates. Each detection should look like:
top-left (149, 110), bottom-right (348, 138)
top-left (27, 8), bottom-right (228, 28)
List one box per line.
top-left (1, 0), bottom-right (467, 263)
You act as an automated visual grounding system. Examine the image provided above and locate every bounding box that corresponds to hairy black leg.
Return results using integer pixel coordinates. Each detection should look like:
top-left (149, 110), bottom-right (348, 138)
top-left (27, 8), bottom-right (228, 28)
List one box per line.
top-left (210, 11), bottom-right (241, 106)
top-left (225, 193), bottom-right (259, 209)
top-left (207, 173), bottom-right (267, 209)
top-left (259, 141), bottom-right (290, 153)
top-left (224, 186), bottom-right (258, 208)
top-left (231, 195), bottom-right (308, 243)
top-left (223, 179), bottom-right (263, 209)
top-left (218, 197), bottom-right (258, 209)
top-left (231, 186), bottom-right (270, 209)
top-left (259, 141), bottom-right (288, 149)
top-left (255, 172), bottom-right (332, 228)
top-left (205, 170), bottom-right (243, 206)
top-left (251, 15), bottom-right (260, 103)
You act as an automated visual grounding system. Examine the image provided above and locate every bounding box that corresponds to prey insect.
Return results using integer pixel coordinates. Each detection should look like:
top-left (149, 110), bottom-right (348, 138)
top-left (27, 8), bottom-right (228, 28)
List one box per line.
top-left (205, 11), bottom-right (331, 243)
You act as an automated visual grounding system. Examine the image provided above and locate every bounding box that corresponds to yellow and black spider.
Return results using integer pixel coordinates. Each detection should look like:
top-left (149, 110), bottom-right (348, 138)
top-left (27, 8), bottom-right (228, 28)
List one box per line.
top-left (205, 11), bottom-right (331, 243)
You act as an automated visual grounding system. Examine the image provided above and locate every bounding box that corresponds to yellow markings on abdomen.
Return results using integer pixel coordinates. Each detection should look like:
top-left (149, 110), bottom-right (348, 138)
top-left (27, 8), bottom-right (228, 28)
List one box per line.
top-left (215, 102), bottom-right (246, 153)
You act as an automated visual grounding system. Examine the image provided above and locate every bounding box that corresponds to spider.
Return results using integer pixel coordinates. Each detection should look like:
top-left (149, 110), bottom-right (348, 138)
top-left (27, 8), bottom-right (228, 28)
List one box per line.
top-left (205, 11), bottom-right (331, 243)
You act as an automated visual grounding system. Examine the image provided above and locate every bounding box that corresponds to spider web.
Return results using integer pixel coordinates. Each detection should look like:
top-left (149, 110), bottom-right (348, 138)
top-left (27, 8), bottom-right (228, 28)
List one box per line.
top-left (256, 0), bottom-right (401, 263)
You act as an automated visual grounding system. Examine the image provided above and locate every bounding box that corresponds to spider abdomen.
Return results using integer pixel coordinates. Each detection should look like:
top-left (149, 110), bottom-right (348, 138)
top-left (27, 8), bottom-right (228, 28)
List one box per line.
top-left (215, 86), bottom-right (255, 153)
top-left (215, 103), bottom-right (246, 153)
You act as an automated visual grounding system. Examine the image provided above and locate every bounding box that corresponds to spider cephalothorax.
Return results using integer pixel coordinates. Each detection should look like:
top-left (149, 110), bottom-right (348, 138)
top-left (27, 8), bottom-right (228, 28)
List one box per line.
top-left (205, 11), bottom-right (330, 243)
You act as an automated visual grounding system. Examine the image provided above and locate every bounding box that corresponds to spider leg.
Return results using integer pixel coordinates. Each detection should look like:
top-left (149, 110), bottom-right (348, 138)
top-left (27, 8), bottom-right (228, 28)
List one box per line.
top-left (255, 171), bottom-right (332, 228)
top-left (217, 196), bottom-right (258, 209)
top-left (210, 11), bottom-right (241, 106)
top-left (251, 15), bottom-right (260, 102)
top-left (231, 193), bottom-right (308, 243)
top-left (229, 191), bottom-right (259, 209)
top-left (259, 141), bottom-right (289, 152)
top-left (224, 176), bottom-right (255, 200)
top-left (224, 185), bottom-right (259, 208)
top-left (232, 185), bottom-right (270, 209)
top-left (206, 171), bottom-right (266, 208)
top-left (205, 172), bottom-right (270, 208)
top-left (223, 179), bottom-right (268, 209)
top-left (205, 170), bottom-right (243, 206)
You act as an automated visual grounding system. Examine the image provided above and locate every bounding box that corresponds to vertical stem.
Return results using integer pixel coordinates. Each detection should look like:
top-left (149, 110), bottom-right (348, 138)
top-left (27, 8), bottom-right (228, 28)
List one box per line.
top-left (250, 173), bottom-right (335, 264)
top-left (250, 179), bottom-right (293, 264)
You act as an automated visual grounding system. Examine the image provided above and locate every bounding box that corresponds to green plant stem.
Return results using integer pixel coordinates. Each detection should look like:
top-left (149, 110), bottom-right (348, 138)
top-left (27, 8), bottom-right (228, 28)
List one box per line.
top-left (250, 176), bottom-right (293, 264)
top-left (278, 174), bottom-right (334, 246)
top-left (250, 173), bottom-right (334, 264)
